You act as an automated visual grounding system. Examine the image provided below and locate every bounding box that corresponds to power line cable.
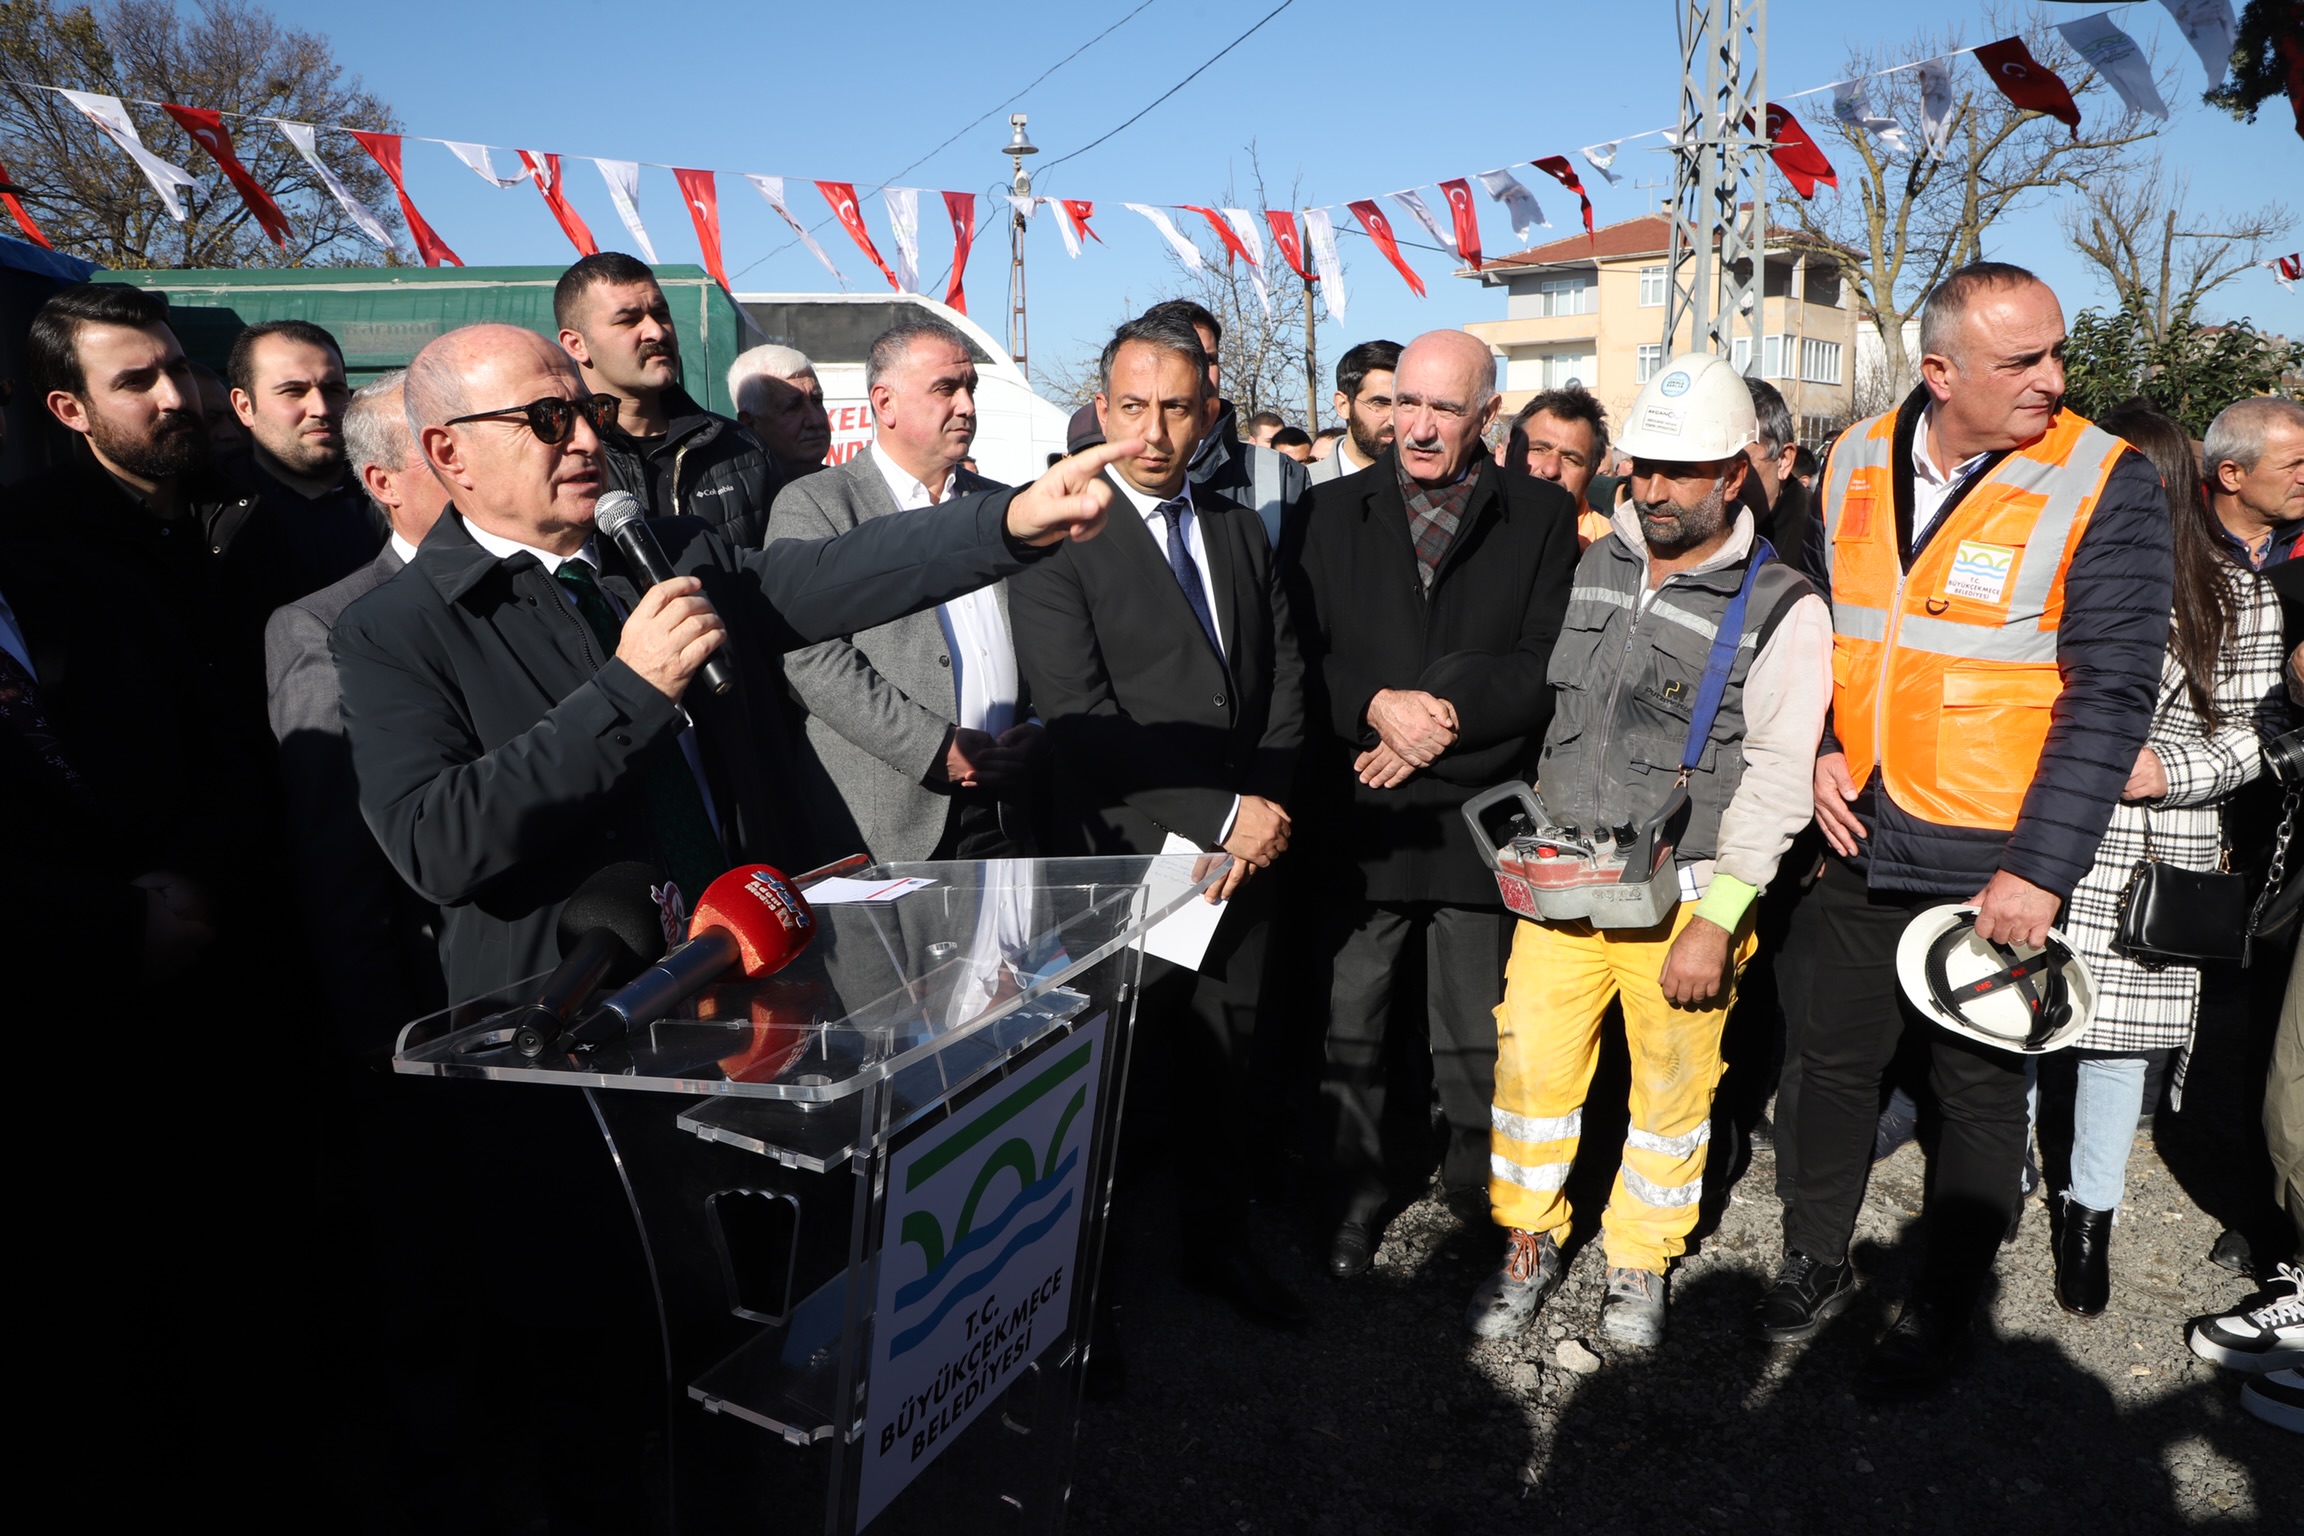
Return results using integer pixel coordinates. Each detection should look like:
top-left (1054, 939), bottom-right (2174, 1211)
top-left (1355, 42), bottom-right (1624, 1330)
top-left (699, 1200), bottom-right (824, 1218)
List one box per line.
top-left (1037, 0), bottom-right (1295, 178)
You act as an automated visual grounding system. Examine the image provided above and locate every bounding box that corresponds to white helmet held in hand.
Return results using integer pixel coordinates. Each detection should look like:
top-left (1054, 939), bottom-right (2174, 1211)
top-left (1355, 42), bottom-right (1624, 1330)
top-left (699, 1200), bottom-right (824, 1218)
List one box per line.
top-left (1896, 904), bottom-right (2098, 1055)
top-left (1614, 352), bottom-right (1760, 462)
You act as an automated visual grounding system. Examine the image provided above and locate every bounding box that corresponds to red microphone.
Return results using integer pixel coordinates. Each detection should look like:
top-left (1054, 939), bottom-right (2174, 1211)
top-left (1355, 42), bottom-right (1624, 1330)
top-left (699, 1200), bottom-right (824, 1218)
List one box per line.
top-left (561, 864), bottom-right (816, 1047)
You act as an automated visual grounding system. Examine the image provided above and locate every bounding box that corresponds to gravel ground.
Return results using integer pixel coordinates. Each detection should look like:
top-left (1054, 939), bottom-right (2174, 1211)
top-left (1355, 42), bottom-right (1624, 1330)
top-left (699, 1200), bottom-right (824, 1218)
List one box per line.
top-left (1071, 1118), bottom-right (2300, 1534)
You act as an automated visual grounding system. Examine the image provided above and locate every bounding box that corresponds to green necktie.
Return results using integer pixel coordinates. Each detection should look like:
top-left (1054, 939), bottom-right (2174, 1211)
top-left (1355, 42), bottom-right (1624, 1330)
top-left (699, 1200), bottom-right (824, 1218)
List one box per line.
top-left (556, 559), bottom-right (724, 906)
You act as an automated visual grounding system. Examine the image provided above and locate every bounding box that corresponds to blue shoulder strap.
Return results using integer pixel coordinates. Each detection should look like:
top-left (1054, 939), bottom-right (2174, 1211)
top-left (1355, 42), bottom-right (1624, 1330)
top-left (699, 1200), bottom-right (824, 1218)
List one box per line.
top-left (1679, 537), bottom-right (1776, 777)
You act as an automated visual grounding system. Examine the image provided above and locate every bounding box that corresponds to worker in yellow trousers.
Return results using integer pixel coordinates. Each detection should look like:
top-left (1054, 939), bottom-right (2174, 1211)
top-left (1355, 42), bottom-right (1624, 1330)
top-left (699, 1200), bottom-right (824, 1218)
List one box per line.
top-left (1465, 353), bottom-right (1831, 1349)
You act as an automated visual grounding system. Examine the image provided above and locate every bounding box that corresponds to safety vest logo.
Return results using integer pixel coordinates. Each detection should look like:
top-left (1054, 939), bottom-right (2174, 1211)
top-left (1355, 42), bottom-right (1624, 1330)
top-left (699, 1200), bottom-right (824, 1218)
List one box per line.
top-left (1946, 540), bottom-right (2017, 604)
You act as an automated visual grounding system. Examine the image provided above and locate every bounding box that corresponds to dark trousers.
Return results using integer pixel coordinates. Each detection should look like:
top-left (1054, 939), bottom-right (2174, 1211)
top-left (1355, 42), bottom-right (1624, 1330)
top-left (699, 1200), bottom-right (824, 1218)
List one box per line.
top-left (1128, 877), bottom-right (1277, 1253)
top-left (1782, 862), bottom-right (2031, 1306)
top-left (1322, 901), bottom-right (1510, 1218)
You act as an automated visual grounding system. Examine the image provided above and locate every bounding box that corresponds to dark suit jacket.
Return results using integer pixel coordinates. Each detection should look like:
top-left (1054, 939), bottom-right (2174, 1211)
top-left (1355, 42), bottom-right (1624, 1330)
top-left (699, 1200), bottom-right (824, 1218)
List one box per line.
top-left (264, 544), bottom-right (445, 1056)
top-left (331, 490), bottom-right (1046, 1002)
top-left (1290, 452), bottom-right (1578, 906)
top-left (1008, 476), bottom-right (1304, 857)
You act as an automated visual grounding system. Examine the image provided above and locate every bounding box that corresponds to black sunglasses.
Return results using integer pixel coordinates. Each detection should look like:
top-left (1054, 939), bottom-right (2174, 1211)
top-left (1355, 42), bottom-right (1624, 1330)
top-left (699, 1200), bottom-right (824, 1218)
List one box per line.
top-left (445, 393), bottom-right (619, 444)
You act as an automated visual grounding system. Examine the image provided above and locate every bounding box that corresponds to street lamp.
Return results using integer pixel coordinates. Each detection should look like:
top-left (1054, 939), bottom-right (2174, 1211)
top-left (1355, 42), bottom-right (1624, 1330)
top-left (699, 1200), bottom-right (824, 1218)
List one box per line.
top-left (1001, 114), bottom-right (1038, 379)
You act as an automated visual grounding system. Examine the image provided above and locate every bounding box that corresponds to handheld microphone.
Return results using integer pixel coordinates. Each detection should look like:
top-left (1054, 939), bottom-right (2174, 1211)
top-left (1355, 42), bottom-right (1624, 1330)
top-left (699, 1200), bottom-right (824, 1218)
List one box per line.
top-left (509, 862), bottom-right (677, 1058)
top-left (594, 490), bottom-right (736, 697)
top-left (562, 863), bottom-right (816, 1047)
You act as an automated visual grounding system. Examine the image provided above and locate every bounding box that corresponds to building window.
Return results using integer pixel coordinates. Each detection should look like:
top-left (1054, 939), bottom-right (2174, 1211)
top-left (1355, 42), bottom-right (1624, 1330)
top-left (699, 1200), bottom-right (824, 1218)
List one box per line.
top-left (1636, 344), bottom-right (1664, 383)
top-left (1638, 266), bottom-right (1666, 307)
top-left (1531, 275), bottom-right (1594, 317)
top-left (1800, 338), bottom-right (1844, 385)
top-left (1804, 262), bottom-right (1842, 309)
top-left (1731, 336), bottom-right (1751, 372)
top-left (1761, 334), bottom-right (1786, 380)
top-left (1544, 352), bottom-right (1596, 389)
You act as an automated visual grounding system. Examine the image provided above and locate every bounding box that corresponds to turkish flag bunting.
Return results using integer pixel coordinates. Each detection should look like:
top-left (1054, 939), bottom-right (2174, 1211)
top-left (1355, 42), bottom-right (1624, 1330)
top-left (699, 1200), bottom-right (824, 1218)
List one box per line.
top-left (942, 191), bottom-right (976, 315)
top-left (1178, 204), bottom-right (1256, 265)
top-left (348, 130), bottom-right (461, 266)
top-left (1347, 199), bottom-right (1424, 296)
top-left (1973, 37), bottom-right (2082, 135)
top-left (1058, 200), bottom-right (1102, 247)
top-left (816, 180), bottom-right (898, 290)
top-left (1529, 157), bottom-right (1595, 238)
top-left (1759, 104), bottom-right (1838, 200)
top-left (1438, 178), bottom-right (1483, 270)
top-left (0, 154), bottom-right (52, 248)
top-left (518, 151), bottom-right (597, 257)
top-left (1265, 210), bottom-right (1313, 281)
top-left (672, 168), bottom-right (729, 290)
top-left (163, 106), bottom-right (291, 248)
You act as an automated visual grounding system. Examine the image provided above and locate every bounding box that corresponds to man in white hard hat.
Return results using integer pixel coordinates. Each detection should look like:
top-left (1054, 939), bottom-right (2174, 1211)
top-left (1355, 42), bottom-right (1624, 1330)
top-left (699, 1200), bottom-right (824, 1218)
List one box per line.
top-left (1467, 352), bottom-right (1832, 1349)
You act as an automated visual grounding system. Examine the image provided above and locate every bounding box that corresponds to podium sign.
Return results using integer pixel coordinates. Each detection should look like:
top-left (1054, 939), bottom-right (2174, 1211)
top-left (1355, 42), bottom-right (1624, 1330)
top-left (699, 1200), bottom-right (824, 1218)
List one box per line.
top-left (859, 1013), bottom-right (1105, 1525)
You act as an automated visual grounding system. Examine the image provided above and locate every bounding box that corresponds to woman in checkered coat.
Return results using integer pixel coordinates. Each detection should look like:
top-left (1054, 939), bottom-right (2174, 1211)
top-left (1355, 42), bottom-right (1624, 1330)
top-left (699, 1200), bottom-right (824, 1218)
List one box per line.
top-left (2053, 404), bottom-right (2289, 1316)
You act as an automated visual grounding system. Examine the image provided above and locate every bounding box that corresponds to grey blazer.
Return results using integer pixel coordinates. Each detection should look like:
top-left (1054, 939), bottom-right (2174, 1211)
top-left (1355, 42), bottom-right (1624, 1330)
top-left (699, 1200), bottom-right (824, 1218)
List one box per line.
top-left (767, 452), bottom-right (1023, 863)
top-left (263, 544), bottom-right (444, 1054)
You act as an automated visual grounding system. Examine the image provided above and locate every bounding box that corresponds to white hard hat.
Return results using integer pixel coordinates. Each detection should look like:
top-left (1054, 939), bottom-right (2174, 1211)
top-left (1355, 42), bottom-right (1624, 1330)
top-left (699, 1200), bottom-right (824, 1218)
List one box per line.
top-left (1895, 905), bottom-right (2097, 1055)
top-left (1614, 352), bottom-right (1760, 462)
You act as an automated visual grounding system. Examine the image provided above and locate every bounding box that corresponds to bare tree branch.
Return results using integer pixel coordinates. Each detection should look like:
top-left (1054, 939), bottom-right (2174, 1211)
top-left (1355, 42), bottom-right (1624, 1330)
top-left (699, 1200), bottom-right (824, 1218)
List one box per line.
top-left (2060, 154), bottom-right (2295, 342)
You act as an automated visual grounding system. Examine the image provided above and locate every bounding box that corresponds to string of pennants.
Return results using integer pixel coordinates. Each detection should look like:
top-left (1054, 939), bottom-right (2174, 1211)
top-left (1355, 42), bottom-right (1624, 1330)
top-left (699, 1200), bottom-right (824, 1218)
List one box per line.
top-left (3, 2), bottom-right (2283, 317)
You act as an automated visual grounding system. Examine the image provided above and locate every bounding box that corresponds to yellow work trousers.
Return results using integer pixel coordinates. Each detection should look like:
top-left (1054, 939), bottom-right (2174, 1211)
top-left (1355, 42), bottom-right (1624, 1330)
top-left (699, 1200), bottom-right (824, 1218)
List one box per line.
top-left (1488, 903), bottom-right (1756, 1273)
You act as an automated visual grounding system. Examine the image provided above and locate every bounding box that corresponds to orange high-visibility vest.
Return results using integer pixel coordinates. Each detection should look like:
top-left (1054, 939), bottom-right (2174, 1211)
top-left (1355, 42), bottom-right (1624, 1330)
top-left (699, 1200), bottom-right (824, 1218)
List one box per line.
top-left (1820, 407), bottom-right (2131, 831)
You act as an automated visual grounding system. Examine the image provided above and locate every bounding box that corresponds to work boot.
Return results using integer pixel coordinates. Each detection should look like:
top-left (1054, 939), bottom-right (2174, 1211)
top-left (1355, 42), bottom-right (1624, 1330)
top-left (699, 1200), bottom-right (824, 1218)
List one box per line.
top-left (1465, 1229), bottom-right (1562, 1341)
top-left (2189, 1264), bottom-right (2304, 1372)
top-left (2053, 1199), bottom-right (2114, 1316)
top-left (1601, 1266), bottom-right (1668, 1348)
top-left (1757, 1248), bottom-right (1856, 1343)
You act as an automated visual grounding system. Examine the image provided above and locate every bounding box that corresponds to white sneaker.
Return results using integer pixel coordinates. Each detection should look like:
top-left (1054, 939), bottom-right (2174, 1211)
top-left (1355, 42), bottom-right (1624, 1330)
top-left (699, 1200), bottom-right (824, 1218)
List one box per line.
top-left (2239, 1367), bottom-right (2303, 1434)
top-left (1465, 1229), bottom-right (1562, 1340)
top-left (2188, 1263), bottom-right (2304, 1372)
top-left (1601, 1266), bottom-right (1668, 1348)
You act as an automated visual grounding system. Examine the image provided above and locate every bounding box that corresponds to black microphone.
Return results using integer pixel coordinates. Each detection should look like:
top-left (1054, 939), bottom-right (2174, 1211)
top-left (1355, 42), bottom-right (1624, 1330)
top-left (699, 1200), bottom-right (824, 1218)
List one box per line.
top-left (593, 490), bottom-right (736, 697)
top-left (509, 862), bottom-right (678, 1058)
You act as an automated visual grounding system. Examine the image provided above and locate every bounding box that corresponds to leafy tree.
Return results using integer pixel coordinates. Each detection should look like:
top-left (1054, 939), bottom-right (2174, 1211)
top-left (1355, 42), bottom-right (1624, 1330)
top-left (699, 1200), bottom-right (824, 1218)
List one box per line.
top-left (0, 0), bottom-right (403, 268)
top-left (2063, 294), bottom-right (2303, 437)
top-left (2202, 0), bottom-right (2304, 135)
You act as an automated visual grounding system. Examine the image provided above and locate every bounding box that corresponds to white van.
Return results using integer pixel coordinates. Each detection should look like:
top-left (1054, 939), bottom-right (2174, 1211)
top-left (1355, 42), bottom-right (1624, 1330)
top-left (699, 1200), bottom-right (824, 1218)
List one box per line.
top-left (733, 292), bottom-right (1073, 487)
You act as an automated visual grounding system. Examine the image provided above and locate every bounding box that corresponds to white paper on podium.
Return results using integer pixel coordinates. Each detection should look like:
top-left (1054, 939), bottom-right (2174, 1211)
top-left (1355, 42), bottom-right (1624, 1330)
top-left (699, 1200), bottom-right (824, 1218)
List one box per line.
top-left (1140, 832), bottom-right (1228, 971)
top-left (801, 875), bottom-right (936, 904)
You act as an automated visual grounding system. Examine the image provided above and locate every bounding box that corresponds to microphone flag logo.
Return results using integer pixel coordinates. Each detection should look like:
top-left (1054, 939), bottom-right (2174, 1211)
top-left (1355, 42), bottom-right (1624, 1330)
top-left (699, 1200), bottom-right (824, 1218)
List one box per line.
top-left (651, 880), bottom-right (687, 947)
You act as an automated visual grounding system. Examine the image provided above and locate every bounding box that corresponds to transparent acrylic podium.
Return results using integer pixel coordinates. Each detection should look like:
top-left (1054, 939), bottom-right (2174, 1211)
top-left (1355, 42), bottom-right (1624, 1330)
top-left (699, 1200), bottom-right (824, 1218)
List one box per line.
top-left (394, 854), bottom-right (1218, 1536)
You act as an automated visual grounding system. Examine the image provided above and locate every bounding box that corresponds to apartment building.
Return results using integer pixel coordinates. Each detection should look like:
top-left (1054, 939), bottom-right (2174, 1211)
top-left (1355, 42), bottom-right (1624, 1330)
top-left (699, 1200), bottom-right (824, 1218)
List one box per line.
top-left (1460, 213), bottom-right (1862, 446)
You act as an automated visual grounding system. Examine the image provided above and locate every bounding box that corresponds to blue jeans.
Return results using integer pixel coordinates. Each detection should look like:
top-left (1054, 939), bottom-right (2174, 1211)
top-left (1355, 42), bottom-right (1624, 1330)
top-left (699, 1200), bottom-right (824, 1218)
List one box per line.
top-left (2068, 1052), bottom-right (2151, 1211)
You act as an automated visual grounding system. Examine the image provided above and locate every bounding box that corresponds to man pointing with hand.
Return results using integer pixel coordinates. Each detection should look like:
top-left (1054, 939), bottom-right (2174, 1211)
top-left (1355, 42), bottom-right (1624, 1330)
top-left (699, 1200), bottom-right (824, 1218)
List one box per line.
top-left (333, 323), bottom-right (1123, 1002)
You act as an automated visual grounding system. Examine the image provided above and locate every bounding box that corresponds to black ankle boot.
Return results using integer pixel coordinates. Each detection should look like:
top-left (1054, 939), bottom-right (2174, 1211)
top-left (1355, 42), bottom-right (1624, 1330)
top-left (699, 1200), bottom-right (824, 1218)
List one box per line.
top-left (2054, 1200), bottom-right (2114, 1316)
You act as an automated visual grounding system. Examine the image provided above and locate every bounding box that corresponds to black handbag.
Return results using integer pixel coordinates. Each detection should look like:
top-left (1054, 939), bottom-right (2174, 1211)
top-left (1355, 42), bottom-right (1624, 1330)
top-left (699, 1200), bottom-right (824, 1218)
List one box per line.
top-left (2113, 807), bottom-right (2250, 967)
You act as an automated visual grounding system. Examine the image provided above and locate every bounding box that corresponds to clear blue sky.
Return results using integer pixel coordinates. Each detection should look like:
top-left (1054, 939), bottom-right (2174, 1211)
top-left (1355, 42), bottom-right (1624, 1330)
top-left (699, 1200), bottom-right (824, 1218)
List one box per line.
top-left (242, 0), bottom-right (2298, 400)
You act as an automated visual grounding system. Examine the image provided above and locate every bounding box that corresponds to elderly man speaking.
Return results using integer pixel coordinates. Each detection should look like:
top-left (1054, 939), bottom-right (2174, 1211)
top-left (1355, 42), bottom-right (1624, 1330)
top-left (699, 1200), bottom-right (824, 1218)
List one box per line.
top-left (333, 324), bottom-right (1125, 1000)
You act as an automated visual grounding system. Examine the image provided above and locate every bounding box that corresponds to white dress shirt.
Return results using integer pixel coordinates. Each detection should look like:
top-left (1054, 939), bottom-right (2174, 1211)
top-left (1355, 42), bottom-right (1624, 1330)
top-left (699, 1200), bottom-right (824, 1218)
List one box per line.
top-left (869, 444), bottom-right (1020, 737)
top-left (1911, 406), bottom-right (1992, 545)
top-left (387, 532), bottom-right (420, 567)
top-left (465, 519), bottom-right (721, 837)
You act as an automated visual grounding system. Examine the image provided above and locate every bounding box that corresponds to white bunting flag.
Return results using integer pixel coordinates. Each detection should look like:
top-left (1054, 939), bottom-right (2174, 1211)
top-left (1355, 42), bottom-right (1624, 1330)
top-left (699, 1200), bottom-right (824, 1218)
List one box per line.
top-left (1917, 57), bottom-right (1959, 160)
top-left (1831, 81), bottom-right (1911, 156)
top-left (2269, 254), bottom-right (2300, 291)
top-left (2158, 0), bottom-right (2237, 85)
top-left (1223, 207), bottom-right (1273, 318)
top-left (1387, 189), bottom-right (1453, 250)
top-left (278, 119), bottom-right (393, 248)
top-left (744, 174), bottom-right (844, 283)
top-left (595, 159), bottom-right (658, 262)
top-left (1040, 198), bottom-right (1088, 258)
top-left (1124, 202), bottom-right (1204, 270)
top-left (442, 141), bottom-right (527, 187)
top-left (57, 90), bottom-right (198, 220)
top-left (884, 187), bottom-right (920, 292)
top-left (2059, 14), bottom-right (2171, 118)
top-left (1580, 142), bottom-right (1624, 186)
top-left (1475, 167), bottom-right (1547, 240)
top-left (1303, 207), bottom-right (1347, 322)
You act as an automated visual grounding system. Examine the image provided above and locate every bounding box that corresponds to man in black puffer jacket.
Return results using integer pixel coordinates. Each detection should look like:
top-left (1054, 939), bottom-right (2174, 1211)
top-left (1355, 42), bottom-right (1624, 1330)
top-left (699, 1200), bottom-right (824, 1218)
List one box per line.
top-left (556, 252), bottom-right (779, 547)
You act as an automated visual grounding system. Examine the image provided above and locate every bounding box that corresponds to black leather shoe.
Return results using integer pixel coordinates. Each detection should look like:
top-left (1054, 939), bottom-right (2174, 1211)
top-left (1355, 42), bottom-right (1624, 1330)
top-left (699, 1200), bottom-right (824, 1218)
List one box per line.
top-left (1182, 1246), bottom-right (1308, 1330)
top-left (1861, 1301), bottom-right (1965, 1394)
top-left (2210, 1227), bottom-right (2254, 1277)
top-left (1758, 1249), bottom-right (1856, 1343)
top-left (2054, 1200), bottom-right (2113, 1316)
top-left (1327, 1219), bottom-right (1376, 1280)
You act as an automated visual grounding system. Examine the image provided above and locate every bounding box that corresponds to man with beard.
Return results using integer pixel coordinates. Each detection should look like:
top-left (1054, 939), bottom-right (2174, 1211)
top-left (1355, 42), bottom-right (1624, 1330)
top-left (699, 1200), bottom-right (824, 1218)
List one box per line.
top-left (557, 252), bottom-right (779, 546)
top-left (229, 319), bottom-right (382, 597)
top-left (1467, 352), bottom-right (1830, 1351)
top-left (1308, 339), bottom-right (1400, 486)
top-left (727, 343), bottom-right (834, 484)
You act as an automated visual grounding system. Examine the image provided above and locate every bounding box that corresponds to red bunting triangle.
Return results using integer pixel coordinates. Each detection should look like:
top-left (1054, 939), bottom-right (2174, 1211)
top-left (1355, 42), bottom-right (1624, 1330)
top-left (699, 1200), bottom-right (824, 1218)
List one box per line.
top-left (672, 168), bottom-right (729, 290)
top-left (942, 191), bottom-right (976, 315)
top-left (816, 181), bottom-right (898, 290)
top-left (1058, 200), bottom-right (1102, 247)
top-left (1438, 177), bottom-right (1483, 270)
top-left (1759, 104), bottom-right (1838, 200)
top-left (518, 151), bottom-right (597, 257)
top-left (347, 130), bottom-right (460, 267)
top-left (1973, 36), bottom-right (2082, 136)
top-left (1529, 157), bottom-right (1595, 238)
top-left (1347, 198), bottom-right (1424, 296)
top-left (1178, 204), bottom-right (1255, 265)
top-left (0, 153), bottom-right (52, 248)
top-left (1265, 211), bottom-right (1313, 282)
top-left (162, 106), bottom-right (291, 249)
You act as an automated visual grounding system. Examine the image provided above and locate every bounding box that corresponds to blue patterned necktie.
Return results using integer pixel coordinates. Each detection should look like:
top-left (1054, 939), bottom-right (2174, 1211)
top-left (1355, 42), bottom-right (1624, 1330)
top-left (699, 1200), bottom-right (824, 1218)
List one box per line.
top-left (1156, 498), bottom-right (1223, 658)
